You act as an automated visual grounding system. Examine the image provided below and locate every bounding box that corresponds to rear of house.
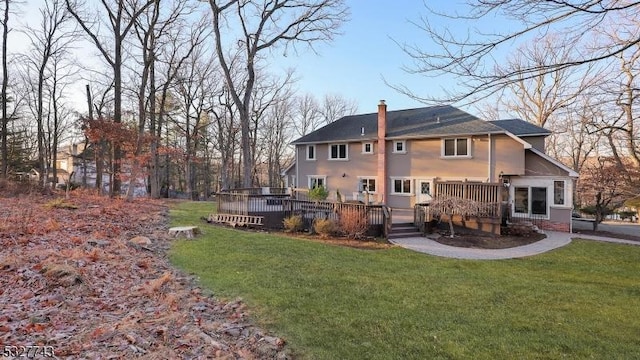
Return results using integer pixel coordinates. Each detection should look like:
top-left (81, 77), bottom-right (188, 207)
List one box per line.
top-left (286, 102), bottom-right (577, 232)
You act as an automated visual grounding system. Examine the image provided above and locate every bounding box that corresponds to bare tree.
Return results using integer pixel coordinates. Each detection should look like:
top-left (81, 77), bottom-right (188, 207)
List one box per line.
top-left (0, 0), bottom-right (20, 178)
top-left (292, 93), bottom-right (321, 137)
top-left (548, 98), bottom-right (602, 173)
top-left (253, 71), bottom-right (296, 186)
top-left (208, 89), bottom-right (240, 191)
top-left (319, 93), bottom-right (358, 125)
top-left (149, 12), bottom-right (209, 198)
top-left (20, 0), bottom-right (76, 187)
top-left (205, 0), bottom-right (348, 187)
top-left (395, 1), bottom-right (640, 104)
top-left (576, 156), bottom-right (630, 231)
top-left (498, 36), bottom-right (596, 129)
top-left (66, 0), bottom-right (156, 195)
top-left (171, 42), bottom-right (217, 200)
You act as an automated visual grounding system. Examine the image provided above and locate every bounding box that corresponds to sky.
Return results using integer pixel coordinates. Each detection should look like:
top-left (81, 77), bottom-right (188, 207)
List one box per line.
top-left (12, 1), bottom-right (491, 116)
top-left (273, 1), bottom-right (443, 114)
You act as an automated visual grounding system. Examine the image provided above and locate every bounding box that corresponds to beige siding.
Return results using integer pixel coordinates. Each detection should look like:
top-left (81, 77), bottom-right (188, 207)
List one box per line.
top-left (296, 134), bottom-right (531, 208)
top-left (525, 151), bottom-right (569, 176)
top-left (525, 136), bottom-right (546, 152)
top-left (494, 135), bottom-right (525, 176)
top-left (296, 142), bottom-right (378, 197)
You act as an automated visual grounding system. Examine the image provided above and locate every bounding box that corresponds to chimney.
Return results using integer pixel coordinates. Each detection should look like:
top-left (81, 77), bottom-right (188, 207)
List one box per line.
top-left (377, 100), bottom-right (387, 204)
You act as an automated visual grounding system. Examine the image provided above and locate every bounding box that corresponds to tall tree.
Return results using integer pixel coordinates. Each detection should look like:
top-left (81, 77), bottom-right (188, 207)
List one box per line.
top-left (205, 0), bottom-right (348, 187)
top-left (66, 0), bottom-right (156, 195)
top-left (21, 0), bottom-right (76, 187)
top-left (396, 1), bottom-right (640, 104)
top-left (319, 93), bottom-right (357, 125)
top-left (0, 0), bottom-right (15, 178)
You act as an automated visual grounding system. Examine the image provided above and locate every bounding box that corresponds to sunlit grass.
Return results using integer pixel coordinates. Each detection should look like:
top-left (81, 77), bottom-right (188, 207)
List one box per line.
top-left (169, 201), bottom-right (640, 359)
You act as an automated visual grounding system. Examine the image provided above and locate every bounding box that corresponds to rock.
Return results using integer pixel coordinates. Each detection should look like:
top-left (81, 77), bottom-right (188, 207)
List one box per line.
top-left (168, 226), bottom-right (201, 239)
top-left (129, 236), bottom-right (152, 245)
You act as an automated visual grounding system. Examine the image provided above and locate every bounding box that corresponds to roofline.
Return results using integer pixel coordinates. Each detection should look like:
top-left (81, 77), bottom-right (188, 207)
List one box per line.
top-left (529, 147), bottom-right (579, 177)
top-left (505, 132), bottom-right (532, 149)
top-left (291, 136), bottom-right (378, 145)
top-left (385, 130), bottom-right (506, 140)
top-left (517, 132), bottom-right (552, 137)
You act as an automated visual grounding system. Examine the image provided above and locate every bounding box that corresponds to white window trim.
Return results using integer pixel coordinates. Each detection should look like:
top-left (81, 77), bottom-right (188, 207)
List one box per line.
top-left (441, 138), bottom-right (472, 158)
top-left (307, 175), bottom-right (327, 189)
top-left (512, 185), bottom-right (550, 219)
top-left (392, 140), bottom-right (407, 154)
top-left (391, 177), bottom-right (413, 196)
top-left (306, 145), bottom-right (316, 161)
top-left (362, 142), bottom-right (374, 154)
top-left (553, 179), bottom-right (566, 206)
top-left (357, 176), bottom-right (377, 193)
top-left (328, 143), bottom-right (349, 160)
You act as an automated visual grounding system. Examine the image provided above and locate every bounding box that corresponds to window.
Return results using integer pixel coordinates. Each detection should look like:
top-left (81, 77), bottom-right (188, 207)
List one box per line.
top-left (554, 180), bottom-right (565, 205)
top-left (359, 177), bottom-right (376, 193)
top-left (392, 178), bottom-right (412, 194)
top-left (362, 142), bottom-right (373, 154)
top-left (443, 138), bottom-right (470, 157)
top-left (393, 140), bottom-right (406, 153)
top-left (531, 187), bottom-right (547, 215)
top-left (306, 145), bottom-right (316, 160)
top-left (514, 187), bottom-right (528, 213)
top-left (329, 144), bottom-right (348, 160)
top-left (308, 176), bottom-right (326, 189)
top-left (514, 186), bottom-right (548, 216)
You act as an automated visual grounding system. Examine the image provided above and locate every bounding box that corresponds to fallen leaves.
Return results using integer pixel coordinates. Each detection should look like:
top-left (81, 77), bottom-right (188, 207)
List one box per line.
top-left (0, 191), bottom-right (289, 359)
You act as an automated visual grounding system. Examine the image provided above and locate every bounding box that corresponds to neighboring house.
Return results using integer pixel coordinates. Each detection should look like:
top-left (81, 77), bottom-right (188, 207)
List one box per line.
top-left (69, 143), bottom-right (148, 196)
top-left (286, 101), bottom-right (578, 232)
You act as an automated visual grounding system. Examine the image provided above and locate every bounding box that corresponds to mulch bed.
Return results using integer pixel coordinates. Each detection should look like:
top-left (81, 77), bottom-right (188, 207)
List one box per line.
top-left (430, 226), bottom-right (547, 249)
top-left (0, 190), bottom-right (289, 359)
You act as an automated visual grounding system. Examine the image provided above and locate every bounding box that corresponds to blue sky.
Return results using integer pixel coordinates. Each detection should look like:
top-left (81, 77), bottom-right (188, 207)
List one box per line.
top-left (274, 1), bottom-right (437, 114)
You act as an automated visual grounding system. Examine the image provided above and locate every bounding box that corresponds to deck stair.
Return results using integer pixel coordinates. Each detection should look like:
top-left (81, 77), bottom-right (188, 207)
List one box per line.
top-left (208, 213), bottom-right (264, 227)
top-left (388, 222), bottom-right (422, 240)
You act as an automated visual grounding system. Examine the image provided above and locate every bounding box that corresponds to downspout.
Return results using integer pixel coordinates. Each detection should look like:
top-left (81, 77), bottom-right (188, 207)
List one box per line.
top-left (295, 145), bottom-right (299, 190)
top-left (377, 100), bottom-right (387, 204)
top-left (488, 133), bottom-right (492, 182)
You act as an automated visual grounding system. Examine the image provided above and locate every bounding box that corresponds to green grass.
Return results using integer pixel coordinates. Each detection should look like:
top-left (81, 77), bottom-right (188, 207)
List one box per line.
top-left (169, 201), bottom-right (640, 359)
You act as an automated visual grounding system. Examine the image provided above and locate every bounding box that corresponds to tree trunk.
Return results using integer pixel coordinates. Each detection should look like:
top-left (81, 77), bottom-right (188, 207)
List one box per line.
top-left (1, 0), bottom-right (9, 178)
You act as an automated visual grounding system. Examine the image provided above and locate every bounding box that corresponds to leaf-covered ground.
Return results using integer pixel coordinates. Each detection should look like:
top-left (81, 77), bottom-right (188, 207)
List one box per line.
top-left (0, 189), bottom-right (288, 359)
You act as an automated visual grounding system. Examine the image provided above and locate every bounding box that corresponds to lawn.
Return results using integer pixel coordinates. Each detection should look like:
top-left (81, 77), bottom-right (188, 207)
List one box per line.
top-left (169, 201), bottom-right (640, 359)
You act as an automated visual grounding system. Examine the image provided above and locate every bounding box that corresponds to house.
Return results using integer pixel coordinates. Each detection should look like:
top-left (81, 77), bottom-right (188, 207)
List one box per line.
top-left (285, 101), bottom-right (578, 232)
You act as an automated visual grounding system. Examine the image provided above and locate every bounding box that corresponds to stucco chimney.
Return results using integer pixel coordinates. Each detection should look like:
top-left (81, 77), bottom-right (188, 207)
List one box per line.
top-left (377, 100), bottom-right (387, 204)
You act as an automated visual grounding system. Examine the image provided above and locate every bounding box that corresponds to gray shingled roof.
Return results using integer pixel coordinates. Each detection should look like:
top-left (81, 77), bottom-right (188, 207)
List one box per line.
top-left (489, 119), bottom-right (551, 136)
top-left (291, 105), bottom-right (548, 144)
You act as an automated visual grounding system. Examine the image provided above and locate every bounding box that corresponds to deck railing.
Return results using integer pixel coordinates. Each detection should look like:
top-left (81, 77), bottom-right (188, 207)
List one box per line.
top-left (414, 204), bottom-right (430, 234)
top-left (435, 181), bottom-right (501, 202)
top-left (433, 181), bottom-right (502, 218)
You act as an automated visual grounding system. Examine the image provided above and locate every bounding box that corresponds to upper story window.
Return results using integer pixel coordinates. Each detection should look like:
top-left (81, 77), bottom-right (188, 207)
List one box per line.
top-left (443, 138), bottom-right (470, 157)
top-left (306, 145), bottom-right (316, 160)
top-left (393, 140), bottom-right (406, 154)
top-left (362, 142), bottom-right (373, 154)
top-left (329, 143), bottom-right (348, 160)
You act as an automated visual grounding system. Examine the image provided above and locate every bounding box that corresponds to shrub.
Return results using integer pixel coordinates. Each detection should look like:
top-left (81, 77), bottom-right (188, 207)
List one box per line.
top-left (45, 198), bottom-right (78, 210)
top-left (309, 186), bottom-right (329, 201)
top-left (338, 208), bottom-right (368, 239)
top-left (283, 215), bottom-right (304, 233)
top-left (313, 218), bottom-right (338, 238)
